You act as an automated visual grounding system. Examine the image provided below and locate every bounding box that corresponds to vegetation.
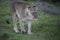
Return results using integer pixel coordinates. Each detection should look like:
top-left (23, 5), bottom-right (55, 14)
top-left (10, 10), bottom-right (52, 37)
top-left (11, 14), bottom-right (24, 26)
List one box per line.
top-left (0, 0), bottom-right (60, 40)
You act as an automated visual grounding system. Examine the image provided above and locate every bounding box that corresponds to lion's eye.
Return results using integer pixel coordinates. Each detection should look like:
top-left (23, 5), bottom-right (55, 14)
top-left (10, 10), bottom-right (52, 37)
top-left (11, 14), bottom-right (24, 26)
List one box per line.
top-left (33, 6), bottom-right (35, 7)
top-left (28, 7), bottom-right (31, 8)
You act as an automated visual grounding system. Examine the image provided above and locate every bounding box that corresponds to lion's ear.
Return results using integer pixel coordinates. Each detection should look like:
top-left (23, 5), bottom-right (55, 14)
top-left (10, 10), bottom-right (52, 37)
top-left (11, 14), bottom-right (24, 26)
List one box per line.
top-left (31, 3), bottom-right (34, 5)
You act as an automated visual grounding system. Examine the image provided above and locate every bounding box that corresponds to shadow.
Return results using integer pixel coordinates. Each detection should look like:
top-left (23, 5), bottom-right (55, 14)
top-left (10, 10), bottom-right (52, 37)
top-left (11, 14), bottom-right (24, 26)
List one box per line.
top-left (0, 33), bottom-right (10, 40)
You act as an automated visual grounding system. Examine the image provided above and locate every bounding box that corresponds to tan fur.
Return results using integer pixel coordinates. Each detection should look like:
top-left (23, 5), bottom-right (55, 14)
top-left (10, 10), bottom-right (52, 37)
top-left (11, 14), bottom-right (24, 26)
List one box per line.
top-left (11, 2), bottom-right (37, 34)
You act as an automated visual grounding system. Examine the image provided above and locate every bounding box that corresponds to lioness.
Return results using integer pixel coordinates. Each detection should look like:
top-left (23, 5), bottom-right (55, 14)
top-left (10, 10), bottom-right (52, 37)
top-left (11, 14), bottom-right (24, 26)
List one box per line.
top-left (11, 2), bottom-right (37, 34)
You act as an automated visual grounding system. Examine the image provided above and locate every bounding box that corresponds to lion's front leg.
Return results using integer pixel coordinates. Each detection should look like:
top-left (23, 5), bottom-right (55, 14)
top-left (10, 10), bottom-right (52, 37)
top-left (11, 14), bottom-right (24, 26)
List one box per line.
top-left (27, 20), bottom-right (32, 34)
top-left (19, 19), bottom-right (26, 33)
top-left (12, 13), bottom-right (19, 33)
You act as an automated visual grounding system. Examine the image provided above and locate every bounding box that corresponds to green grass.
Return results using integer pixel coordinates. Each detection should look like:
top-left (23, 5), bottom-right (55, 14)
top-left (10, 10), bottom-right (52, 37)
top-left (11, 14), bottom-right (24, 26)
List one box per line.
top-left (0, 1), bottom-right (60, 40)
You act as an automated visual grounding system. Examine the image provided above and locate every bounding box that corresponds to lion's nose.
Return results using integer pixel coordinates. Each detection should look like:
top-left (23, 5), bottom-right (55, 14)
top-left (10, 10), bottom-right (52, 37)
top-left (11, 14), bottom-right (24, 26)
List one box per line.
top-left (34, 15), bottom-right (37, 18)
top-left (33, 12), bottom-right (37, 18)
